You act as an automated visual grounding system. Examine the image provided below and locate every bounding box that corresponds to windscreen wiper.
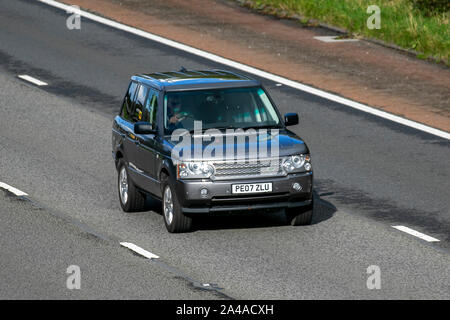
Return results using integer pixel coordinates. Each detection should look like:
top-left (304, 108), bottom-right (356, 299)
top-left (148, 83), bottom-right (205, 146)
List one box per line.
top-left (237, 124), bottom-right (282, 131)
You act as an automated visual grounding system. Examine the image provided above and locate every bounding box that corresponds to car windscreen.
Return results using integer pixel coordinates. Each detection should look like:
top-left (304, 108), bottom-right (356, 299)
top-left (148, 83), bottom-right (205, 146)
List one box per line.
top-left (164, 87), bottom-right (281, 135)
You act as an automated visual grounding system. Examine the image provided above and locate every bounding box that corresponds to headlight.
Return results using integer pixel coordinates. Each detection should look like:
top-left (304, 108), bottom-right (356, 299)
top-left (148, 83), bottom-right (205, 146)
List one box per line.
top-left (177, 161), bottom-right (215, 179)
top-left (282, 154), bottom-right (311, 173)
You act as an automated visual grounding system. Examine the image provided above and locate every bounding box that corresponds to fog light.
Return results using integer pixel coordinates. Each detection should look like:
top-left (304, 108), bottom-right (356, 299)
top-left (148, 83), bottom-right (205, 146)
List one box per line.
top-left (200, 188), bottom-right (209, 197)
top-left (292, 183), bottom-right (302, 191)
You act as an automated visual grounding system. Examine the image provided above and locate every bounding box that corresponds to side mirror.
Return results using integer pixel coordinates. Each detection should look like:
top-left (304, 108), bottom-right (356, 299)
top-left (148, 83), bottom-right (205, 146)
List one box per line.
top-left (134, 122), bottom-right (157, 135)
top-left (284, 113), bottom-right (299, 126)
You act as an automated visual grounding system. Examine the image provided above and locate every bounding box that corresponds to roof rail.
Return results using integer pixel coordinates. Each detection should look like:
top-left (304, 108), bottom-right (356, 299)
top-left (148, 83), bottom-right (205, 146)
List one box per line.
top-left (212, 69), bottom-right (250, 79)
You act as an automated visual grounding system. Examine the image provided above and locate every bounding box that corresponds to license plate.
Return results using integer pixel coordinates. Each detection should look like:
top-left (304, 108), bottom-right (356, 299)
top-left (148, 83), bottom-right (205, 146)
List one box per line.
top-left (231, 182), bottom-right (273, 194)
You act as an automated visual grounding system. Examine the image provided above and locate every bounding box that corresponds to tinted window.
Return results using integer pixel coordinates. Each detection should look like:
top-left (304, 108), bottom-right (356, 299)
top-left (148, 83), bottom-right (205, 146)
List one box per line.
top-left (163, 87), bottom-right (281, 134)
top-left (132, 85), bottom-right (149, 122)
top-left (143, 89), bottom-right (159, 128)
top-left (121, 81), bottom-right (138, 121)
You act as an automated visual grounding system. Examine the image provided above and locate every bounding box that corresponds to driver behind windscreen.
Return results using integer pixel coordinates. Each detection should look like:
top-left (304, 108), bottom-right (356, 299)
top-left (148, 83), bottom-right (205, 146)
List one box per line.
top-left (167, 95), bottom-right (188, 131)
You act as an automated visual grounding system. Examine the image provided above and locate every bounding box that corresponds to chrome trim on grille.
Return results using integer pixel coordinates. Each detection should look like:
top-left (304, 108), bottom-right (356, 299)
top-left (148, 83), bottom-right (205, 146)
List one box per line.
top-left (212, 158), bottom-right (285, 180)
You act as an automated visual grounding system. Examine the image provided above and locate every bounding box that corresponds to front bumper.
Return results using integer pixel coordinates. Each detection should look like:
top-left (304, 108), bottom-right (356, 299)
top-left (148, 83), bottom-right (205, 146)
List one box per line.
top-left (175, 172), bottom-right (313, 214)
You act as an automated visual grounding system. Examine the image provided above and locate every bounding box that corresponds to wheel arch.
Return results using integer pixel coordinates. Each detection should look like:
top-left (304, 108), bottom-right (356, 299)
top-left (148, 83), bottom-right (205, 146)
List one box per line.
top-left (115, 150), bottom-right (124, 169)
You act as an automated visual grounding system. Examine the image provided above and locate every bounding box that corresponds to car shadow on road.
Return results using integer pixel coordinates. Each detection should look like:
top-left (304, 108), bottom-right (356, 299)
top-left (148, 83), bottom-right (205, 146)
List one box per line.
top-left (165, 190), bottom-right (337, 232)
top-left (143, 196), bottom-right (163, 213)
top-left (311, 192), bottom-right (337, 225)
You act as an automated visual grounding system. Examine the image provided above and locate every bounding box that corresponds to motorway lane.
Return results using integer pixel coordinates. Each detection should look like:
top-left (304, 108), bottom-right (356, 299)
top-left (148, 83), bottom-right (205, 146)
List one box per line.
top-left (1, 0), bottom-right (449, 240)
top-left (1, 58), bottom-right (449, 299)
top-left (0, 0), bottom-right (449, 298)
top-left (0, 191), bottom-right (221, 299)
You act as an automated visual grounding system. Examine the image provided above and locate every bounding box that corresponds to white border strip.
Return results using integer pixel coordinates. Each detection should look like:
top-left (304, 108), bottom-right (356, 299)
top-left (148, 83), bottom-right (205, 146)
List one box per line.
top-left (38, 0), bottom-right (450, 140)
top-left (120, 242), bottom-right (160, 259)
top-left (314, 36), bottom-right (359, 43)
top-left (18, 75), bottom-right (48, 86)
top-left (0, 182), bottom-right (28, 196)
top-left (392, 225), bottom-right (440, 242)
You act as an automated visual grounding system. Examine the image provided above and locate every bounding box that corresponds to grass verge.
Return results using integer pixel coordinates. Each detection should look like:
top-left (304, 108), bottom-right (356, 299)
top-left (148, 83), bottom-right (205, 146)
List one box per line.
top-left (236, 0), bottom-right (449, 65)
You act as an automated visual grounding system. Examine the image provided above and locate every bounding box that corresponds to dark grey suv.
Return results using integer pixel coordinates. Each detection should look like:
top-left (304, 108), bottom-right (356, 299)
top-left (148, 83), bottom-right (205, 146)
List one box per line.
top-left (112, 69), bottom-right (313, 233)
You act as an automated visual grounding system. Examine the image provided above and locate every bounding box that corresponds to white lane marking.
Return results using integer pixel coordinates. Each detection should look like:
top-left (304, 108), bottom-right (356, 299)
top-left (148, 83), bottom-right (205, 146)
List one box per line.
top-left (120, 242), bottom-right (159, 259)
top-left (0, 182), bottom-right (28, 196)
top-left (392, 226), bottom-right (440, 242)
top-left (18, 75), bottom-right (48, 86)
top-left (314, 36), bottom-right (359, 43)
top-left (39, 0), bottom-right (450, 140)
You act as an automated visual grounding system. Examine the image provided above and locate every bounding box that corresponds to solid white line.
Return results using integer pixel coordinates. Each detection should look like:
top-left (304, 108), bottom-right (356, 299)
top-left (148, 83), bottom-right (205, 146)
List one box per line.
top-left (0, 182), bottom-right (28, 196)
top-left (38, 0), bottom-right (450, 140)
top-left (392, 226), bottom-right (440, 242)
top-left (314, 36), bottom-right (359, 43)
top-left (18, 75), bottom-right (48, 86)
top-left (120, 242), bottom-right (159, 259)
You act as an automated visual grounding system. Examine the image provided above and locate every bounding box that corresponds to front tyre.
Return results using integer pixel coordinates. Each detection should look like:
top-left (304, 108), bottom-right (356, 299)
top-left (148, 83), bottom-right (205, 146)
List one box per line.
top-left (286, 199), bottom-right (314, 226)
top-left (117, 159), bottom-right (146, 212)
top-left (162, 177), bottom-right (192, 233)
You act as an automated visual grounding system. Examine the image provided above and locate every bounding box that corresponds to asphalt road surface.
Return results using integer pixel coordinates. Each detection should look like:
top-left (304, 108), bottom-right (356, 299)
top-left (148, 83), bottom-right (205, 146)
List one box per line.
top-left (0, 0), bottom-right (449, 299)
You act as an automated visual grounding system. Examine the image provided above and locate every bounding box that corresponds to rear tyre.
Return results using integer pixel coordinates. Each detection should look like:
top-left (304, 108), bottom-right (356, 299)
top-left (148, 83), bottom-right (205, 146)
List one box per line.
top-left (117, 159), bottom-right (146, 212)
top-left (286, 199), bottom-right (314, 226)
top-left (161, 174), bottom-right (192, 233)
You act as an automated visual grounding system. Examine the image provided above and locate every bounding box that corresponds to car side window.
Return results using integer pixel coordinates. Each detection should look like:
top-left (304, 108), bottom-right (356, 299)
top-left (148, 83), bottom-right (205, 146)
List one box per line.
top-left (143, 89), bottom-right (159, 129)
top-left (121, 81), bottom-right (138, 122)
top-left (132, 85), bottom-right (149, 123)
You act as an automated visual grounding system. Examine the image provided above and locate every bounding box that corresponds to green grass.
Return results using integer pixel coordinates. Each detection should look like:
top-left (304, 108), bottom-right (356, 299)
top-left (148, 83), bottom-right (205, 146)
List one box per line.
top-left (240, 0), bottom-right (449, 64)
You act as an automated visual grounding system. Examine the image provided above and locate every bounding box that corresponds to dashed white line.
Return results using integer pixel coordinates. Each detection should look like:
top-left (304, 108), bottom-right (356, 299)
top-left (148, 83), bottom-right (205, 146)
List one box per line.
top-left (18, 75), bottom-right (48, 86)
top-left (392, 226), bottom-right (440, 242)
top-left (120, 242), bottom-right (160, 259)
top-left (0, 182), bottom-right (28, 197)
top-left (38, 0), bottom-right (450, 140)
top-left (314, 36), bottom-right (359, 43)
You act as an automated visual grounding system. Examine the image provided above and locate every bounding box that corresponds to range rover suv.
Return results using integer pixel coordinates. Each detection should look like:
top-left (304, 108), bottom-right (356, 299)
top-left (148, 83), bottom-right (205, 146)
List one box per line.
top-left (112, 69), bottom-right (313, 233)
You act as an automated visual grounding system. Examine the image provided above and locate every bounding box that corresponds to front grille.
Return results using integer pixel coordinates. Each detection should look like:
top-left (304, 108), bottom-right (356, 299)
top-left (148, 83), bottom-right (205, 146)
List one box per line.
top-left (213, 158), bottom-right (284, 179)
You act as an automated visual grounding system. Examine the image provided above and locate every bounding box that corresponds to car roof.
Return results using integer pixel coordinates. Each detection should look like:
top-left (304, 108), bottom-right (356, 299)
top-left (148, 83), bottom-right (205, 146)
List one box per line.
top-left (131, 69), bottom-right (261, 91)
